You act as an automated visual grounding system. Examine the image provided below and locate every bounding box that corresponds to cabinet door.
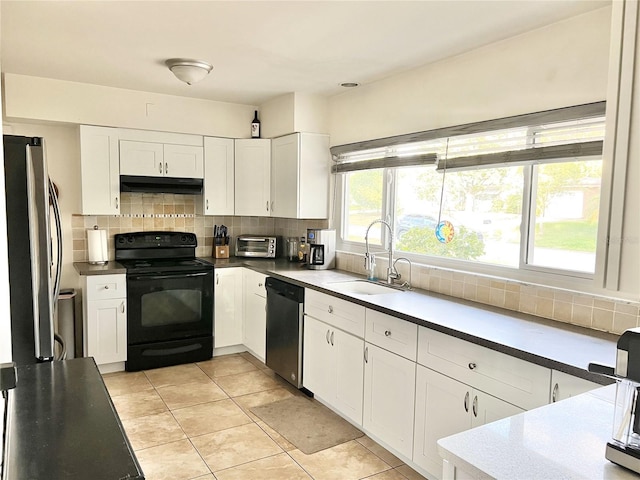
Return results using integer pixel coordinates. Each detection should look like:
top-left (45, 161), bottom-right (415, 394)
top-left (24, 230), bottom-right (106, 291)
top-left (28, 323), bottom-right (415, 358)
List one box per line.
top-left (550, 370), bottom-right (600, 403)
top-left (79, 125), bottom-right (120, 215)
top-left (119, 140), bottom-right (164, 176)
top-left (86, 298), bottom-right (127, 365)
top-left (303, 316), bottom-right (335, 400)
top-left (363, 343), bottom-right (416, 458)
top-left (471, 390), bottom-right (524, 428)
top-left (164, 144), bottom-right (204, 179)
top-left (200, 137), bottom-right (234, 215)
top-left (214, 268), bottom-right (243, 348)
top-left (243, 269), bottom-right (267, 361)
top-left (270, 133), bottom-right (299, 219)
top-left (235, 139), bottom-right (271, 217)
top-left (297, 133), bottom-right (330, 219)
top-left (413, 365), bottom-right (471, 478)
top-left (334, 328), bottom-right (365, 426)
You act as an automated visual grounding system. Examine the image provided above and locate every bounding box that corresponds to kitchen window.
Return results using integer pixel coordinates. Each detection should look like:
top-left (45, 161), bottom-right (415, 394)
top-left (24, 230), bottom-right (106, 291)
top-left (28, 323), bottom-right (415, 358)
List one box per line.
top-left (334, 102), bottom-right (606, 283)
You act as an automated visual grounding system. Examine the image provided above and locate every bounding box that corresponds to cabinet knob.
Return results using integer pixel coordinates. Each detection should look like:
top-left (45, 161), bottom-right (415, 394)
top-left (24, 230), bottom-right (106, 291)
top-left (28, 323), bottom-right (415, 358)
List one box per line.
top-left (384, 330), bottom-right (391, 337)
top-left (468, 362), bottom-right (477, 370)
top-left (328, 306), bottom-right (334, 314)
top-left (104, 285), bottom-right (110, 290)
top-left (258, 282), bottom-right (263, 287)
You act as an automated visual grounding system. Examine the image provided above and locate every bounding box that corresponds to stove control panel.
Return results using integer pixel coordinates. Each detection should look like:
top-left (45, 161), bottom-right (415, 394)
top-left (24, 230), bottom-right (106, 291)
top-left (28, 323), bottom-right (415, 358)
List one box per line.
top-left (115, 231), bottom-right (197, 250)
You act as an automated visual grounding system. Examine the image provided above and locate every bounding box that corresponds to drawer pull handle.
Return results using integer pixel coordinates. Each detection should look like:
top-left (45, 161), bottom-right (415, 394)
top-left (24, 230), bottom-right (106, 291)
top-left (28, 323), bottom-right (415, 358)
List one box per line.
top-left (384, 330), bottom-right (391, 337)
top-left (472, 395), bottom-right (478, 417)
top-left (216, 274), bottom-right (219, 285)
top-left (165, 162), bottom-right (168, 175)
top-left (326, 330), bottom-right (330, 344)
top-left (328, 305), bottom-right (334, 314)
top-left (464, 391), bottom-right (469, 412)
top-left (115, 197), bottom-right (119, 209)
top-left (364, 346), bottom-right (368, 363)
top-left (468, 362), bottom-right (477, 370)
top-left (330, 331), bottom-right (334, 346)
top-left (159, 163), bottom-right (163, 174)
top-left (121, 302), bottom-right (125, 314)
top-left (552, 383), bottom-right (559, 403)
top-left (258, 282), bottom-right (263, 287)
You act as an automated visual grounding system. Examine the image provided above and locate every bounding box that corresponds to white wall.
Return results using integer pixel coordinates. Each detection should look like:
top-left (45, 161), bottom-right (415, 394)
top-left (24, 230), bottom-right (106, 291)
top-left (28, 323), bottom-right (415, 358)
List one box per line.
top-left (259, 92), bottom-right (329, 138)
top-left (0, 34), bottom-right (13, 363)
top-left (328, 7), bottom-right (611, 146)
top-left (3, 74), bottom-right (256, 139)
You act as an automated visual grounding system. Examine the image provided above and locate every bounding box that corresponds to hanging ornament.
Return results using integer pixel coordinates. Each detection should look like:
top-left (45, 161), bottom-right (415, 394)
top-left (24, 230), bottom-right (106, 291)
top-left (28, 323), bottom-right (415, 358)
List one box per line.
top-left (435, 138), bottom-right (455, 244)
top-left (435, 220), bottom-right (455, 244)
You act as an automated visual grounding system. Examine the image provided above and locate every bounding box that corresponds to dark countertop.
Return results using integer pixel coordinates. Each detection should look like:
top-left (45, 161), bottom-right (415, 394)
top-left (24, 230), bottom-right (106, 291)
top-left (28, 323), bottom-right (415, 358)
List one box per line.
top-left (3, 358), bottom-right (143, 480)
top-left (74, 261), bottom-right (126, 276)
top-left (77, 257), bottom-right (618, 384)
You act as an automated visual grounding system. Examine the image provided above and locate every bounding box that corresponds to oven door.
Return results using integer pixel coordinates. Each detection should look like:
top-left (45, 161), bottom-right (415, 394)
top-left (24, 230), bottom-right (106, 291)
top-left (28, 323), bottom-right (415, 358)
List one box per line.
top-left (127, 269), bottom-right (213, 345)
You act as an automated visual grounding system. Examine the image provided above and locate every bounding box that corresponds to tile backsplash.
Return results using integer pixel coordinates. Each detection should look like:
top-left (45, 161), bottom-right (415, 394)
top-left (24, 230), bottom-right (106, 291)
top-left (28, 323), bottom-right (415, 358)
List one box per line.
top-left (336, 251), bottom-right (640, 336)
top-left (72, 192), bottom-right (328, 260)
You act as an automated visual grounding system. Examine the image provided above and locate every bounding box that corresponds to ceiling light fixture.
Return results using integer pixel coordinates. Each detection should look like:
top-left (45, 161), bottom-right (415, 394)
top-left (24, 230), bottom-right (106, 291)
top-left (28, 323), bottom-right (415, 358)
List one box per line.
top-left (165, 58), bottom-right (213, 85)
top-left (340, 82), bottom-right (360, 88)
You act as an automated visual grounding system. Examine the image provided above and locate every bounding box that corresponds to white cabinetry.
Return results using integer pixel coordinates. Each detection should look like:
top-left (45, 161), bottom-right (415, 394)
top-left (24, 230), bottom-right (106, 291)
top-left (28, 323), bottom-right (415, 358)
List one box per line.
top-left (413, 365), bottom-right (523, 477)
top-left (303, 289), bottom-right (365, 425)
top-left (550, 370), bottom-right (600, 403)
top-left (120, 141), bottom-right (203, 178)
top-left (83, 274), bottom-right (127, 371)
top-left (198, 137), bottom-right (234, 216)
top-left (270, 133), bottom-right (329, 219)
top-left (235, 139), bottom-right (271, 216)
top-left (214, 268), bottom-right (243, 348)
top-left (79, 125), bottom-right (120, 215)
top-left (243, 269), bottom-right (267, 360)
top-left (363, 342), bottom-right (416, 459)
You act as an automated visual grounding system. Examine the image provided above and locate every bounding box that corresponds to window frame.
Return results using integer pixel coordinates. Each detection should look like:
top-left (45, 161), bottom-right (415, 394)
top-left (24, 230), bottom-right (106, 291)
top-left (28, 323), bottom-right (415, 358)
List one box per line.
top-left (335, 103), bottom-right (608, 292)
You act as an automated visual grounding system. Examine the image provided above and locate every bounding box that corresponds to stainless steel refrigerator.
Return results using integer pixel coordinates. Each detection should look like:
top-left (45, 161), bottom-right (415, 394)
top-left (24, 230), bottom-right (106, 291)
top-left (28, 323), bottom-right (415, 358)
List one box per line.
top-left (3, 135), bottom-right (63, 365)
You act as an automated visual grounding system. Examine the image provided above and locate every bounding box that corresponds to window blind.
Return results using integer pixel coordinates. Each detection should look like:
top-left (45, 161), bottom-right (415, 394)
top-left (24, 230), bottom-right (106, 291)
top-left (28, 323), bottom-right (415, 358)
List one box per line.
top-left (330, 102), bottom-right (605, 174)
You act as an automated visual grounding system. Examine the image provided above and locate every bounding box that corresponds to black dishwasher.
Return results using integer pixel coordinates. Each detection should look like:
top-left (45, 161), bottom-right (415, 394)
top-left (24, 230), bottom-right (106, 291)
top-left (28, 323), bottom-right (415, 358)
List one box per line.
top-left (265, 277), bottom-right (305, 388)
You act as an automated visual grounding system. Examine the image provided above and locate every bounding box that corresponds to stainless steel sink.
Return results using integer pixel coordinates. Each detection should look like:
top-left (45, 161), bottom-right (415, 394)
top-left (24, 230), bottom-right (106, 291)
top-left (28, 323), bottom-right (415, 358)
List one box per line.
top-left (327, 280), bottom-right (403, 296)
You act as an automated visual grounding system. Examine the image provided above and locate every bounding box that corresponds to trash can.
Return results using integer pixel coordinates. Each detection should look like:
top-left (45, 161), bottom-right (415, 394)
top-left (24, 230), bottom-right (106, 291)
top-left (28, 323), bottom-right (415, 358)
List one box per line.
top-left (58, 289), bottom-right (81, 359)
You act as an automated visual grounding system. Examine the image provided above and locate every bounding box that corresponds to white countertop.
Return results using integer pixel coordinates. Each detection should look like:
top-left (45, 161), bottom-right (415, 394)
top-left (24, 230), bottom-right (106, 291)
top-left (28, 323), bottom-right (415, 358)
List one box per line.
top-left (437, 384), bottom-right (637, 480)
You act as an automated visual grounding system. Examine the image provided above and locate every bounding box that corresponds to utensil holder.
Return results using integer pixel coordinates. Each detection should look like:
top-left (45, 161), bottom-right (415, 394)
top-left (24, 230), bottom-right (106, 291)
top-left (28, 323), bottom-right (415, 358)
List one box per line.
top-left (214, 245), bottom-right (230, 258)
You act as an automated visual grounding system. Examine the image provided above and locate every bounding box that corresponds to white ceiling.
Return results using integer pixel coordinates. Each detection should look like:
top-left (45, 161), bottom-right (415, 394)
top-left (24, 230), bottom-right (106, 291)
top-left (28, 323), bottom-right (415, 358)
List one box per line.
top-left (1, 1), bottom-right (609, 106)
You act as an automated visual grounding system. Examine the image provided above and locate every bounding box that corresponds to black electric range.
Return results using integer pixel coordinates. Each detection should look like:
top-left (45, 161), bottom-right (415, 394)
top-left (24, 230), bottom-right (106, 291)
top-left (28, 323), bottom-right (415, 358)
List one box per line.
top-left (115, 232), bottom-right (214, 371)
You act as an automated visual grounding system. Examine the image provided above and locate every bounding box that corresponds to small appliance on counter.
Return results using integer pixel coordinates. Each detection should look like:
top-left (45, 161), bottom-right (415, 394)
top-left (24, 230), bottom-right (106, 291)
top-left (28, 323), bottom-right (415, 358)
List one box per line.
top-left (235, 235), bottom-right (278, 258)
top-left (589, 328), bottom-right (640, 474)
top-left (306, 229), bottom-right (336, 270)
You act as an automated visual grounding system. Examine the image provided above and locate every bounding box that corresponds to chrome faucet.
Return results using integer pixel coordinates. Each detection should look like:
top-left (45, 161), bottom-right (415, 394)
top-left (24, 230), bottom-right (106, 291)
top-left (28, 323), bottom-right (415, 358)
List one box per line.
top-left (364, 219), bottom-right (399, 285)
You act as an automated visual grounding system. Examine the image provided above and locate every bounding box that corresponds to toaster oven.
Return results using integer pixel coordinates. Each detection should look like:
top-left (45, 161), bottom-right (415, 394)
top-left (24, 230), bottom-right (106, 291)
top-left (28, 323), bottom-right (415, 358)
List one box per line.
top-left (235, 235), bottom-right (278, 258)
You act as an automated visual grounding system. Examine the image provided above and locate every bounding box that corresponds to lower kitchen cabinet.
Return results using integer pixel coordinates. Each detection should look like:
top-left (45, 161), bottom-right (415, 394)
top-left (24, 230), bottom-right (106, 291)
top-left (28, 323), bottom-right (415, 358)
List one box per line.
top-left (363, 342), bottom-right (416, 459)
top-left (412, 365), bottom-right (523, 478)
top-left (214, 268), bottom-right (243, 348)
top-left (243, 269), bottom-right (267, 361)
top-left (303, 315), bottom-right (364, 425)
top-left (83, 274), bottom-right (127, 368)
top-left (550, 370), bottom-right (600, 403)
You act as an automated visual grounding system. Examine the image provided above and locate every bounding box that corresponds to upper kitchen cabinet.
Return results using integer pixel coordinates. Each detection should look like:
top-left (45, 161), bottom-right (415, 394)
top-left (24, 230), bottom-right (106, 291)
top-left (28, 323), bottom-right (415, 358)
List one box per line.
top-left (235, 139), bottom-right (271, 217)
top-left (79, 125), bottom-right (120, 215)
top-left (197, 137), bottom-right (235, 216)
top-left (118, 129), bottom-right (203, 179)
top-left (270, 133), bottom-right (329, 219)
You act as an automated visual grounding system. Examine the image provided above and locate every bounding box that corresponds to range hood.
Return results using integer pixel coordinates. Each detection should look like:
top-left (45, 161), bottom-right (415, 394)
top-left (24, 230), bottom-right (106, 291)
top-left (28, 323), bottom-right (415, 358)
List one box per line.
top-left (120, 175), bottom-right (203, 195)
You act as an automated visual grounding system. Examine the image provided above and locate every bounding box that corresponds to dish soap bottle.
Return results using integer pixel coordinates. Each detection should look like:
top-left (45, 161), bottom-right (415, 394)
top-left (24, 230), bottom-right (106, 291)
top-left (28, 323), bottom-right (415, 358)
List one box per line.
top-left (251, 110), bottom-right (261, 138)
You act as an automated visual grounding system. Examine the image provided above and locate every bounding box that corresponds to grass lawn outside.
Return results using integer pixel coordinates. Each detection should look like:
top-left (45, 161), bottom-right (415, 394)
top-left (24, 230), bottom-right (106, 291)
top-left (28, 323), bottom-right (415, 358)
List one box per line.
top-left (534, 220), bottom-right (598, 252)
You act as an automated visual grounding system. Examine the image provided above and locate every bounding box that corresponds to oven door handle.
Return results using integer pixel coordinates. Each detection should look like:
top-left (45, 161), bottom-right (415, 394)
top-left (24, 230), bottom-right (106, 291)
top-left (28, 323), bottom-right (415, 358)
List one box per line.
top-left (128, 272), bottom-right (210, 281)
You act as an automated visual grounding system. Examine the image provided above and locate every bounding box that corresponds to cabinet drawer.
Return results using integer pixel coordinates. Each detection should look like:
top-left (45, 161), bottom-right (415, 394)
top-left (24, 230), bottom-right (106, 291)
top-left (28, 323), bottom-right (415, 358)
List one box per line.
top-left (85, 274), bottom-right (126, 300)
top-left (365, 309), bottom-right (417, 361)
top-left (305, 289), bottom-right (365, 338)
top-left (417, 327), bottom-right (550, 410)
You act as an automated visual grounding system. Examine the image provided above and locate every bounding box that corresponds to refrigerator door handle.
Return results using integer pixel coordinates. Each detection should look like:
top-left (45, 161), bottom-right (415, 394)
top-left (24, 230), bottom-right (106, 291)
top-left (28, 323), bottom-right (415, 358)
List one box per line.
top-left (25, 144), bottom-right (55, 361)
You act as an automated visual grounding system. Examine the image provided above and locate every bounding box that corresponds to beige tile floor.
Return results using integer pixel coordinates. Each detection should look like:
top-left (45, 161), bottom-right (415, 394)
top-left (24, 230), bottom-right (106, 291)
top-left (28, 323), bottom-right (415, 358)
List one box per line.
top-left (103, 352), bottom-right (428, 480)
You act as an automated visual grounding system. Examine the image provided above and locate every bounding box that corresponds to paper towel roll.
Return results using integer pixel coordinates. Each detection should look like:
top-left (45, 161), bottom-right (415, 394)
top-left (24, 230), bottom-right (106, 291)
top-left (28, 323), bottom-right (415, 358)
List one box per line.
top-left (87, 228), bottom-right (108, 265)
